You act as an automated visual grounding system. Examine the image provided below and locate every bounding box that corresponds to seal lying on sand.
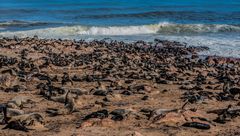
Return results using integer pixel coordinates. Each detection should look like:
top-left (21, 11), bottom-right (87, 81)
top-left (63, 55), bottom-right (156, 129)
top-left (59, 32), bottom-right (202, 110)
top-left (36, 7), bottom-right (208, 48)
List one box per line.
top-left (2, 113), bottom-right (44, 132)
top-left (7, 96), bottom-right (35, 109)
top-left (0, 104), bottom-right (8, 124)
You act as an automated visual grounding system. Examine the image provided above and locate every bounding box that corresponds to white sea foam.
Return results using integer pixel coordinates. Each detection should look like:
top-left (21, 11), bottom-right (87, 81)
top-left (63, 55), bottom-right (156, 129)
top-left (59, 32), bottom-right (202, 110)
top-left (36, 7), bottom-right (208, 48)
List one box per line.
top-left (0, 22), bottom-right (240, 37)
top-left (0, 23), bottom-right (239, 57)
top-left (155, 34), bottom-right (240, 58)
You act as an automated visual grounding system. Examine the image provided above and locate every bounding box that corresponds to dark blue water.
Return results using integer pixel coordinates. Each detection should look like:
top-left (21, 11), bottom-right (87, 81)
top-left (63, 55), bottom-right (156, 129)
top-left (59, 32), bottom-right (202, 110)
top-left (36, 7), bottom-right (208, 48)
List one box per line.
top-left (0, 0), bottom-right (240, 57)
top-left (0, 0), bottom-right (240, 27)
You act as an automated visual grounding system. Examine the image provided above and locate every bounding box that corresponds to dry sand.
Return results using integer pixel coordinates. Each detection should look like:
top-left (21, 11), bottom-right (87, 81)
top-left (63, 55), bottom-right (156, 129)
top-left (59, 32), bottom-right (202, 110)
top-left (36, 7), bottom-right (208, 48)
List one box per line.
top-left (0, 37), bottom-right (240, 136)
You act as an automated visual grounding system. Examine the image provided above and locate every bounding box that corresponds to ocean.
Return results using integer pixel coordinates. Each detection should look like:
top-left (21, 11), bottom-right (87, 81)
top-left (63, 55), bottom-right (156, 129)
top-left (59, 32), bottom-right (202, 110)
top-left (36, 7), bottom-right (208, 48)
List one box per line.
top-left (0, 0), bottom-right (239, 57)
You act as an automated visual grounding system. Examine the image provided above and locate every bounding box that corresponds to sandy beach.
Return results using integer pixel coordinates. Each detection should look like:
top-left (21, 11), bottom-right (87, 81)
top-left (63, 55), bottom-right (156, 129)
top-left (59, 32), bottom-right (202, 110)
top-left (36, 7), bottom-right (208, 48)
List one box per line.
top-left (0, 37), bottom-right (240, 136)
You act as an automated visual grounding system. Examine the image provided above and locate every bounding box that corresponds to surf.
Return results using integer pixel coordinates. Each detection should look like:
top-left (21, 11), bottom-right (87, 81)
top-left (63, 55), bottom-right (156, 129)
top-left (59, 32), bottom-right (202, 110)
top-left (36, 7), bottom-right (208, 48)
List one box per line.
top-left (0, 22), bottom-right (240, 37)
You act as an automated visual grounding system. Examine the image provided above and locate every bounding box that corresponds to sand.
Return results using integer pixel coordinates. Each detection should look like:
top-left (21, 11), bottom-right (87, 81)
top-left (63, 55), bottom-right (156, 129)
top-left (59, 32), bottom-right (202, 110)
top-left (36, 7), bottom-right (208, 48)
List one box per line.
top-left (0, 37), bottom-right (240, 136)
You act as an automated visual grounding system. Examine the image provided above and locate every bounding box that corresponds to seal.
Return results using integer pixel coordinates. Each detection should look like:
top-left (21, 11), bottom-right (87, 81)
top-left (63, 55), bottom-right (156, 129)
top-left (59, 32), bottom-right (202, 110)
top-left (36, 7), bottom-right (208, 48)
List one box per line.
top-left (0, 104), bottom-right (8, 124)
top-left (50, 90), bottom-right (77, 113)
top-left (3, 113), bottom-right (44, 132)
top-left (7, 96), bottom-right (35, 109)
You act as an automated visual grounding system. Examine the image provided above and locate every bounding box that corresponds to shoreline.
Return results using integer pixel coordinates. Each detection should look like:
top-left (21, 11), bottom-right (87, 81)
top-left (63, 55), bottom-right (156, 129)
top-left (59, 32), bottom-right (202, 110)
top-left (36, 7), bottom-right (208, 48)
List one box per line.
top-left (0, 37), bottom-right (240, 136)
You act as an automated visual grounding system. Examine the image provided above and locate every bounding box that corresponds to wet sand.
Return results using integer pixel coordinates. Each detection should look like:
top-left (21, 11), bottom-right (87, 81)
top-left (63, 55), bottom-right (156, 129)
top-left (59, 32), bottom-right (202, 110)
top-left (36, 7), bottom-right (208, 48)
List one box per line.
top-left (0, 37), bottom-right (240, 136)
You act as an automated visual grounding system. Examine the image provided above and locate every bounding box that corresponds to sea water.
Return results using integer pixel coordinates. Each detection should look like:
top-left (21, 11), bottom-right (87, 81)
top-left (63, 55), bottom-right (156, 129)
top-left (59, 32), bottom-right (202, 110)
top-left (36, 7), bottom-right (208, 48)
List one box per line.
top-left (0, 0), bottom-right (239, 57)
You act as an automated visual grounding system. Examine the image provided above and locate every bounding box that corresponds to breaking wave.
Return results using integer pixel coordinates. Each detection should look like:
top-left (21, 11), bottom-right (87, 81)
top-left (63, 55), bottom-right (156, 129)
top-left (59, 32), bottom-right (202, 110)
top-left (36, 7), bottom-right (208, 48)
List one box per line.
top-left (0, 22), bottom-right (239, 58)
top-left (0, 22), bottom-right (240, 37)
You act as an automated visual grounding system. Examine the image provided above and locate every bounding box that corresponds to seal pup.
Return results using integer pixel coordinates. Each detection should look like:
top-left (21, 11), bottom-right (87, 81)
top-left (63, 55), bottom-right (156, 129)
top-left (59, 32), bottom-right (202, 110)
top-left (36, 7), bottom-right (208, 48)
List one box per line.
top-left (61, 72), bottom-right (73, 86)
top-left (7, 96), bottom-right (35, 109)
top-left (50, 90), bottom-right (78, 113)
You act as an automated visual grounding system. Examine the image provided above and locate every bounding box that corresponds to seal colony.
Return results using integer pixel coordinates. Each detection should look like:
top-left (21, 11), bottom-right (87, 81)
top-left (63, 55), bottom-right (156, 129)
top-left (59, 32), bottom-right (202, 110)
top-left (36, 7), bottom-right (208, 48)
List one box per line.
top-left (0, 37), bottom-right (240, 136)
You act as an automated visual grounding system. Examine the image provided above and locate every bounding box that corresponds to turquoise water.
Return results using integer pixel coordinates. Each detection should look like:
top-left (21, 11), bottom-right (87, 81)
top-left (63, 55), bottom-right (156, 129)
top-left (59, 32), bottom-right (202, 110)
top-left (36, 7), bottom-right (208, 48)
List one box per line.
top-left (0, 0), bottom-right (240, 57)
